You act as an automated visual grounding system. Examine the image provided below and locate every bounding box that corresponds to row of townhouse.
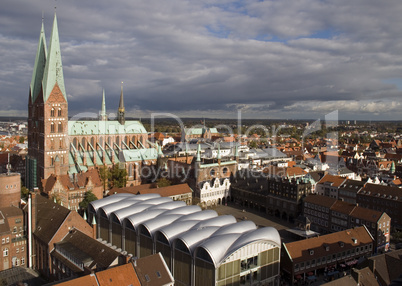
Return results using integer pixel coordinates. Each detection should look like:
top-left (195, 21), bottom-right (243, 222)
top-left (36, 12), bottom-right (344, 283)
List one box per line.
top-left (303, 194), bottom-right (391, 253)
top-left (316, 174), bottom-right (402, 229)
top-left (281, 226), bottom-right (374, 285)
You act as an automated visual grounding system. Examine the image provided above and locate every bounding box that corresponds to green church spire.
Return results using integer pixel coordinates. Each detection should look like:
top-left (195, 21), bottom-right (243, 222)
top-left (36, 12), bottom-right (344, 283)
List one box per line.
top-left (118, 82), bottom-right (125, 125)
top-left (100, 89), bottom-right (107, 121)
top-left (30, 17), bottom-right (47, 103)
top-left (43, 12), bottom-right (67, 102)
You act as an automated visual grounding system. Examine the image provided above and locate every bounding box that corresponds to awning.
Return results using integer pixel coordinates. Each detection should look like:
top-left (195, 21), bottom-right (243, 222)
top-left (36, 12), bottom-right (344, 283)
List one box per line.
top-left (346, 259), bottom-right (358, 266)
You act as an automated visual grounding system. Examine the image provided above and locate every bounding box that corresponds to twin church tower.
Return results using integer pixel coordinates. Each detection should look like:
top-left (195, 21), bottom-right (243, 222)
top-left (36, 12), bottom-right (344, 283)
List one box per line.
top-left (26, 13), bottom-right (151, 190)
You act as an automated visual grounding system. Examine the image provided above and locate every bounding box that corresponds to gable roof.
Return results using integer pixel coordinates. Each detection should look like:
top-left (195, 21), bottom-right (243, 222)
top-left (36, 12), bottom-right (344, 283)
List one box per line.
top-left (42, 168), bottom-right (102, 194)
top-left (33, 195), bottom-right (70, 244)
top-left (55, 228), bottom-right (121, 270)
top-left (111, 183), bottom-right (193, 197)
top-left (95, 262), bottom-right (141, 286)
top-left (349, 207), bottom-right (385, 223)
top-left (317, 174), bottom-right (346, 187)
top-left (283, 226), bottom-right (373, 263)
top-left (369, 249), bottom-right (402, 286)
top-left (134, 253), bottom-right (174, 286)
top-left (54, 274), bottom-right (98, 286)
top-left (304, 194), bottom-right (337, 209)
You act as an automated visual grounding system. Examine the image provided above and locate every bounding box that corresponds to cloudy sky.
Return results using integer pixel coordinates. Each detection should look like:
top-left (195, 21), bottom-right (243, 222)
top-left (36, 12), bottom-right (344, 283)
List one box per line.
top-left (1, 0), bottom-right (402, 120)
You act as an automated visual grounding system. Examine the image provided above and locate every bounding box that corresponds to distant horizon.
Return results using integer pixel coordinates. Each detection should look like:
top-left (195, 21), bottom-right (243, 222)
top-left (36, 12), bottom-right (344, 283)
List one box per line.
top-left (1, 116), bottom-right (402, 123)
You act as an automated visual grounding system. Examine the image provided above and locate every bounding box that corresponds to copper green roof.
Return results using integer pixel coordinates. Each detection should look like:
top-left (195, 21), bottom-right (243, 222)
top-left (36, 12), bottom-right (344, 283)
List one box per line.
top-left (30, 20), bottom-right (47, 103)
top-left (43, 12), bottom-right (67, 102)
top-left (68, 120), bottom-right (147, 136)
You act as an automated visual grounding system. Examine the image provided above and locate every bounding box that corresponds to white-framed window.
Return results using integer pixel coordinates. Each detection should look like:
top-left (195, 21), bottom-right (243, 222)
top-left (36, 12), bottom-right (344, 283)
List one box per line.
top-left (3, 248), bottom-right (8, 257)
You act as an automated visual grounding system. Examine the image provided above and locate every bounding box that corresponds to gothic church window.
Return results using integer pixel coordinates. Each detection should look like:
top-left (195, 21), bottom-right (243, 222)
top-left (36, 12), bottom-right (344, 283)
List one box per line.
top-left (58, 108), bottom-right (62, 117)
top-left (58, 122), bottom-right (63, 132)
top-left (51, 122), bottom-right (55, 133)
top-left (51, 108), bottom-right (55, 117)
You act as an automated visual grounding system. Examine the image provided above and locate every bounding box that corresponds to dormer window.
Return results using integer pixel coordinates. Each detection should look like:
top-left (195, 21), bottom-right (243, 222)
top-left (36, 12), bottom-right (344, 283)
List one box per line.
top-left (352, 238), bottom-right (357, 244)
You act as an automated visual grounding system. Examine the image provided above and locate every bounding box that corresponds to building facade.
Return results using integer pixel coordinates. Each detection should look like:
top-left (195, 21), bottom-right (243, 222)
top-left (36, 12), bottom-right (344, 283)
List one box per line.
top-left (357, 183), bottom-right (402, 230)
top-left (231, 170), bottom-right (313, 222)
top-left (0, 206), bottom-right (27, 271)
top-left (281, 226), bottom-right (374, 285)
top-left (0, 173), bottom-right (21, 208)
top-left (303, 194), bottom-right (391, 253)
top-left (88, 193), bottom-right (282, 286)
top-left (26, 13), bottom-right (158, 191)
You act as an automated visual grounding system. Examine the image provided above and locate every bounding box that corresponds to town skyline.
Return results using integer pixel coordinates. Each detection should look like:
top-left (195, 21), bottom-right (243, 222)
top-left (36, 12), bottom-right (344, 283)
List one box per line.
top-left (1, 1), bottom-right (402, 120)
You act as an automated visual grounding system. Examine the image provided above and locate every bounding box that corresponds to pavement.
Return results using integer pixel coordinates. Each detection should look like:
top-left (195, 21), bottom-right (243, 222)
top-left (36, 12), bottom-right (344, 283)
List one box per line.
top-left (210, 202), bottom-right (296, 243)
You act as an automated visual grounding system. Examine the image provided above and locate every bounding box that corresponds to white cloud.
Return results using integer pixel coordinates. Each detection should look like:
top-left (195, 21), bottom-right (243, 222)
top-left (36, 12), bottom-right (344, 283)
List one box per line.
top-left (1, 0), bottom-right (402, 120)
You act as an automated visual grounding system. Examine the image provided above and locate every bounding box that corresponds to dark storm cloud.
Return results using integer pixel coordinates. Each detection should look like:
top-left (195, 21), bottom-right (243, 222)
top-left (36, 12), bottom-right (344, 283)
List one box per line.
top-left (1, 0), bottom-right (402, 120)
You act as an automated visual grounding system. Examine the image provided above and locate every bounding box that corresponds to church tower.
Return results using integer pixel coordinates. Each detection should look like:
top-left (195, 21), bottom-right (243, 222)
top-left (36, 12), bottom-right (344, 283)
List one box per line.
top-left (27, 12), bottom-right (69, 189)
top-left (100, 89), bottom-right (108, 121)
top-left (117, 83), bottom-right (125, 125)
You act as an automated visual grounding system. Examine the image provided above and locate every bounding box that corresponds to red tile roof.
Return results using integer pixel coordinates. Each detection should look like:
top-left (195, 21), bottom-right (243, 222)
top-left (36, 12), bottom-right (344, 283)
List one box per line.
top-left (93, 263), bottom-right (141, 286)
top-left (284, 226), bottom-right (373, 263)
top-left (317, 174), bottom-right (346, 188)
top-left (111, 183), bottom-right (192, 197)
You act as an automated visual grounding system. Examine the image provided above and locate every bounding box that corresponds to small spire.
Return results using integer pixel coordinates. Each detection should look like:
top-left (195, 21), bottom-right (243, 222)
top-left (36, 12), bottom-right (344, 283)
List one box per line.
top-left (118, 82), bottom-right (125, 125)
top-left (100, 89), bottom-right (107, 121)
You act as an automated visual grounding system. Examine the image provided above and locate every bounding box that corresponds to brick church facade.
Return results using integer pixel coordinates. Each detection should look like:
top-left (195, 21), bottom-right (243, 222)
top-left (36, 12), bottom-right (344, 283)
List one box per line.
top-left (26, 13), bottom-right (158, 191)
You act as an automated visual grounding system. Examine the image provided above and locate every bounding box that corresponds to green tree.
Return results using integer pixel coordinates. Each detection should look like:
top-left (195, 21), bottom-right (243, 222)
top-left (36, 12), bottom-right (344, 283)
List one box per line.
top-left (19, 136), bottom-right (25, 143)
top-left (248, 140), bottom-right (258, 148)
top-left (156, 177), bottom-right (171, 188)
top-left (79, 190), bottom-right (98, 210)
top-left (21, 186), bottom-right (29, 201)
top-left (98, 165), bottom-right (110, 192)
top-left (110, 164), bottom-right (127, 188)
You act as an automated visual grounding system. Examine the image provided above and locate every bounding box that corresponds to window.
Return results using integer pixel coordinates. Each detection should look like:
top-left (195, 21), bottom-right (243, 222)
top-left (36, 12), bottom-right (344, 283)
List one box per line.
top-left (21, 247), bottom-right (24, 252)
top-left (16, 248), bottom-right (19, 253)
top-left (51, 108), bottom-right (55, 117)
top-left (156, 271), bottom-right (161, 278)
top-left (21, 257), bottom-right (25, 265)
top-left (58, 108), bottom-right (62, 117)
top-left (145, 275), bottom-right (150, 282)
top-left (3, 248), bottom-right (8, 257)
top-left (309, 250), bottom-right (314, 255)
top-left (1, 238), bottom-right (4, 244)
top-left (6, 237), bottom-right (9, 243)
top-left (51, 122), bottom-right (55, 133)
top-left (58, 122), bottom-right (63, 132)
